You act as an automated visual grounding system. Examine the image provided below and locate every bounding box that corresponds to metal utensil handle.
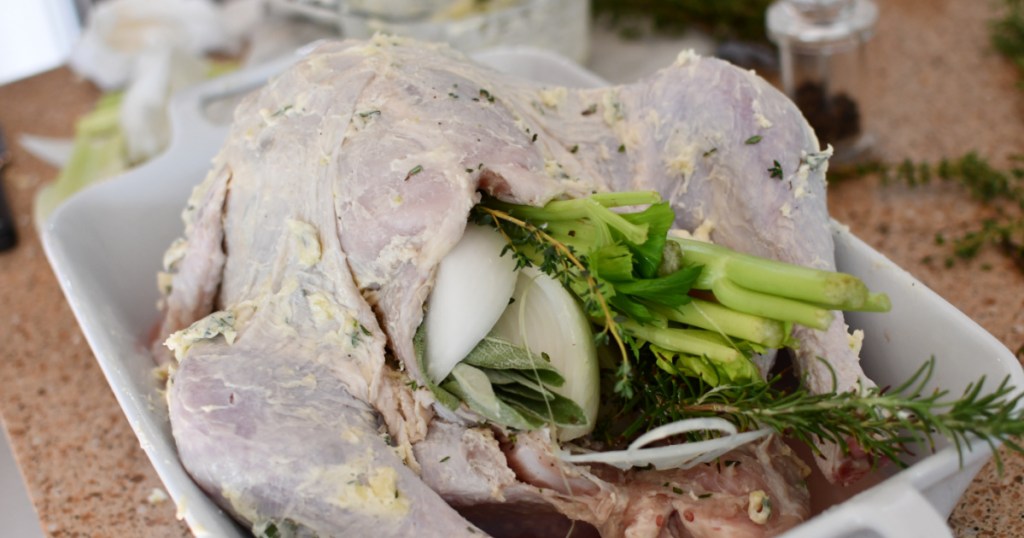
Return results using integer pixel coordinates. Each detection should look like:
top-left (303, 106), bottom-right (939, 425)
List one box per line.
top-left (0, 174), bottom-right (16, 251)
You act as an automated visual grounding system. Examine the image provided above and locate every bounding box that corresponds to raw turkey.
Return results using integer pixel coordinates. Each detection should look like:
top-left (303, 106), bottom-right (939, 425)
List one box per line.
top-left (154, 36), bottom-right (868, 537)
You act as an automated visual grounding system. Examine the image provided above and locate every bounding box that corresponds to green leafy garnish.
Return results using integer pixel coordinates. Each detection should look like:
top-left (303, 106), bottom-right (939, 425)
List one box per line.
top-left (472, 191), bottom-right (887, 397)
top-left (420, 190), bottom-right (1023, 471)
top-left (616, 356), bottom-right (1024, 471)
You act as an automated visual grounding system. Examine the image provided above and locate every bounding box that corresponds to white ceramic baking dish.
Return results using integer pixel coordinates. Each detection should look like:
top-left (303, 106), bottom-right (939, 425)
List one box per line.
top-left (41, 45), bottom-right (1024, 538)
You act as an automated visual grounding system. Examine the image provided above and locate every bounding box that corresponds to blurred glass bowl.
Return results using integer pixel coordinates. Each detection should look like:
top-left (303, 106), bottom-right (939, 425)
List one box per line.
top-left (271, 0), bottom-right (591, 63)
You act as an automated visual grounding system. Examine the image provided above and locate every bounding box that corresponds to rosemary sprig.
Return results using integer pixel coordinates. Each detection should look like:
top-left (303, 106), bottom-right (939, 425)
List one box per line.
top-left (618, 356), bottom-right (1024, 470)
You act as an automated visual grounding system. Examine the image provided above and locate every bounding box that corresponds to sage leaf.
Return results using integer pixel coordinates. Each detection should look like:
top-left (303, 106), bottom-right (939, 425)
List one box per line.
top-left (505, 391), bottom-right (588, 427)
top-left (413, 326), bottom-right (462, 410)
top-left (461, 336), bottom-right (565, 386)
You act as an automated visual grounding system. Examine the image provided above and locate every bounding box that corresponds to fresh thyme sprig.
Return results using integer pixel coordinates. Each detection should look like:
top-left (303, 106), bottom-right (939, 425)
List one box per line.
top-left (618, 356), bottom-right (1024, 470)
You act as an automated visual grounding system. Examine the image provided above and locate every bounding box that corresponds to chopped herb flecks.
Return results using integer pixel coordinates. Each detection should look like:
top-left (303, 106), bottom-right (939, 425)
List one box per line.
top-left (768, 160), bottom-right (783, 179)
top-left (581, 104), bottom-right (598, 116)
top-left (479, 89), bottom-right (496, 103)
top-left (405, 165), bottom-right (424, 181)
top-left (745, 135), bottom-right (763, 145)
top-left (350, 322), bottom-right (371, 347)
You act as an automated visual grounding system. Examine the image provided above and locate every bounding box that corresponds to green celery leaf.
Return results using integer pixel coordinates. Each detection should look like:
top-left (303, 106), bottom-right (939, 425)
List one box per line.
top-left (619, 202), bottom-right (675, 278)
top-left (608, 293), bottom-right (658, 323)
top-left (614, 264), bottom-right (702, 307)
top-left (591, 244), bottom-right (635, 282)
top-left (649, 344), bottom-right (761, 386)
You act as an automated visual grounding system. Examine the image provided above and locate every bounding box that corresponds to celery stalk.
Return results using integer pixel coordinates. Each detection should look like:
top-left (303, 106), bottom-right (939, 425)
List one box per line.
top-left (621, 320), bottom-right (744, 364)
top-left (711, 278), bottom-right (834, 330)
top-left (672, 237), bottom-right (877, 311)
top-left (658, 298), bottom-right (786, 348)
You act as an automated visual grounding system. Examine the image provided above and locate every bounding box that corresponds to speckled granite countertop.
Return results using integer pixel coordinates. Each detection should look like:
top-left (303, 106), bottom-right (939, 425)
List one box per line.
top-left (1, 0), bottom-right (1022, 536)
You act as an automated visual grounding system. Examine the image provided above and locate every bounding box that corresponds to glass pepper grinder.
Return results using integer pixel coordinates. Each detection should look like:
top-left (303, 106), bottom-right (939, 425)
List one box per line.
top-left (767, 0), bottom-right (878, 163)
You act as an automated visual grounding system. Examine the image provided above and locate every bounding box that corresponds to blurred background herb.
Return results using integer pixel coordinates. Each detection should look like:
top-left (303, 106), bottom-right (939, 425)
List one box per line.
top-left (820, 1), bottom-right (1024, 273)
top-left (831, 153), bottom-right (1024, 270)
top-left (992, 0), bottom-right (1024, 85)
top-left (590, 0), bottom-right (773, 42)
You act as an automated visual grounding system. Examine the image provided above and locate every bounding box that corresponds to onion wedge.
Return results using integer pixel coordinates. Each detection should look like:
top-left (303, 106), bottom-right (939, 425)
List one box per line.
top-left (424, 224), bottom-right (517, 384)
top-left (490, 267), bottom-right (599, 441)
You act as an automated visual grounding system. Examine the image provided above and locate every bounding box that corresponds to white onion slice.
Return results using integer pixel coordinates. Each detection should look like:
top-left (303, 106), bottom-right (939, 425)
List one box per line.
top-left (424, 225), bottom-right (517, 383)
top-left (560, 417), bottom-right (772, 470)
top-left (490, 267), bottom-right (600, 441)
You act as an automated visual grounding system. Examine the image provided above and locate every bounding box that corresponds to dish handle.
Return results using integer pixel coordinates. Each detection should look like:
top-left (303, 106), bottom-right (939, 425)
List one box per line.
top-left (165, 49), bottom-right (312, 154)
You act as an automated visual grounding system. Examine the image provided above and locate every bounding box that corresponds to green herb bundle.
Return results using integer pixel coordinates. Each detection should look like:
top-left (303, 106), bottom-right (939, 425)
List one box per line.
top-left (451, 191), bottom-right (1024, 469)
